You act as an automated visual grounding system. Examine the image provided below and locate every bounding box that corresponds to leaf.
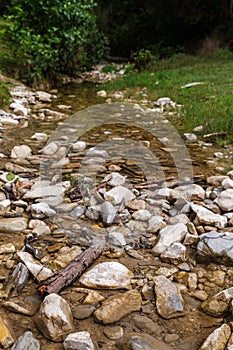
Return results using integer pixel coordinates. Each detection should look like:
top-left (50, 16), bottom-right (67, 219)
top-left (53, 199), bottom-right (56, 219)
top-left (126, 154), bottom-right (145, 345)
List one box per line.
top-left (6, 172), bottom-right (16, 181)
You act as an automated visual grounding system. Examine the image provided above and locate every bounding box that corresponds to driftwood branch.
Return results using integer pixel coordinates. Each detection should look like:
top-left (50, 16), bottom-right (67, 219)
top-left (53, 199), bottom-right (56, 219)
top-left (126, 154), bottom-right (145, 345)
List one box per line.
top-left (38, 236), bottom-right (106, 295)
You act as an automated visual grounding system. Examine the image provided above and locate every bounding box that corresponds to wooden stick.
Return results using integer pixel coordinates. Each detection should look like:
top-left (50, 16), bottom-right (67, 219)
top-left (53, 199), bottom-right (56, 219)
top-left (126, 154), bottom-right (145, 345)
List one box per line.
top-left (38, 236), bottom-right (106, 295)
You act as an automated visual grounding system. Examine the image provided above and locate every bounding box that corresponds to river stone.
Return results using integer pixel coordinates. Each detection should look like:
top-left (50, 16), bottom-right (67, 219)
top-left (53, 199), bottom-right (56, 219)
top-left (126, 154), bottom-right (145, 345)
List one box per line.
top-left (104, 185), bottom-right (135, 205)
top-left (191, 203), bottom-right (227, 228)
top-left (103, 172), bottom-right (126, 186)
top-left (24, 184), bottom-right (65, 199)
top-left (148, 216), bottom-right (166, 233)
top-left (94, 290), bottom-right (141, 324)
top-left (154, 275), bottom-right (185, 319)
top-left (132, 209), bottom-right (151, 221)
top-left (171, 184), bottom-right (205, 201)
top-left (127, 199), bottom-right (146, 210)
top-left (36, 91), bottom-right (52, 102)
top-left (201, 287), bottom-right (233, 316)
top-left (0, 316), bottom-right (14, 348)
top-left (222, 177), bottom-right (233, 189)
top-left (117, 333), bottom-right (173, 350)
top-left (0, 217), bottom-right (28, 233)
top-left (214, 189), bottom-right (233, 211)
top-left (64, 331), bottom-right (94, 350)
top-left (71, 141), bottom-right (86, 152)
top-left (72, 304), bottom-right (96, 320)
top-left (11, 145), bottom-right (32, 159)
top-left (35, 293), bottom-right (73, 342)
top-left (31, 202), bottom-right (56, 218)
top-left (199, 323), bottom-right (231, 350)
top-left (11, 331), bottom-right (40, 350)
top-left (197, 231), bottom-right (233, 262)
top-left (99, 201), bottom-right (117, 225)
top-left (79, 261), bottom-right (132, 289)
top-left (207, 175), bottom-right (228, 186)
top-left (108, 232), bottom-right (126, 247)
top-left (103, 326), bottom-right (124, 340)
top-left (152, 223), bottom-right (188, 256)
top-left (31, 133), bottom-right (48, 142)
top-left (17, 251), bottom-right (53, 282)
top-left (160, 242), bottom-right (186, 265)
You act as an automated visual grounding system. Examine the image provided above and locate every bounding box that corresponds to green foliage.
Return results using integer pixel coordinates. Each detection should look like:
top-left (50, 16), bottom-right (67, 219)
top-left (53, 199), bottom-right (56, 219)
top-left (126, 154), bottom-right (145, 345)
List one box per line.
top-left (132, 49), bottom-right (154, 71)
top-left (5, 0), bottom-right (108, 85)
top-left (0, 81), bottom-right (10, 108)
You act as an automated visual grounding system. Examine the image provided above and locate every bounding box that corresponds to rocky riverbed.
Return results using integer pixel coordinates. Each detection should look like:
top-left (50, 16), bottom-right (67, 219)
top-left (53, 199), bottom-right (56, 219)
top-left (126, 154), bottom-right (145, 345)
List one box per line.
top-left (0, 79), bottom-right (233, 350)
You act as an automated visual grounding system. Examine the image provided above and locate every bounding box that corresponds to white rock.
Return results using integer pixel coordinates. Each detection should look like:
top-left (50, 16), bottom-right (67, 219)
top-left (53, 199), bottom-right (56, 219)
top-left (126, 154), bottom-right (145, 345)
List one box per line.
top-left (97, 90), bottom-right (107, 97)
top-left (31, 133), bottom-right (48, 142)
top-left (104, 185), bottom-right (135, 205)
top-left (184, 133), bottom-right (197, 142)
top-left (108, 232), bottom-right (126, 247)
top-left (35, 293), bottom-right (73, 342)
top-left (0, 116), bottom-right (19, 126)
top-left (191, 203), bottom-right (227, 228)
top-left (0, 217), bottom-right (28, 233)
top-left (214, 189), bottom-right (233, 212)
top-left (0, 199), bottom-right (11, 214)
top-left (152, 223), bottom-right (188, 255)
top-left (132, 209), bottom-right (151, 221)
top-left (171, 184), bottom-right (205, 201)
top-left (148, 216), bottom-right (166, 233)
top-left (64, 331), bottom-right (94, 350)
top-left (11, 145), bottom-right (32, 159)
top-left (24, 184), bottom-right (65, 199)
top-left (71, 141), bottom-right (86, 152)
top-left (80, 261), bottom-right (132, 289)
top-left (41, 142), bottom-right (58, 155)
top-left (222, 177), bottom-right (233, 189)
top-left (17, 251), bottom-right (53, 282)
top-left (35, 91), bottom-right (52, 102)
top-left (103, 172), bottom-right (126, 186)
top-left (31, 202), bottom-right (56, 218)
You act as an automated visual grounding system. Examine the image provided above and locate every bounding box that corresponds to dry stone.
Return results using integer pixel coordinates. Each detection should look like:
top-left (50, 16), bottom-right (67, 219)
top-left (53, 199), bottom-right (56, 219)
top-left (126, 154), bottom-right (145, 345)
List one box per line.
top-left (214, 189), bottom-right (233, 211)
top-left (63, 331), bottom-right (94, 350)
top-left (201, 287), bottom-right (233, 316)
top-left (152, 223), bottom-right (187, 255)
top-left (191, 203), bottom-right (227, 228)
top-left (79, 261), bottom-right (132, 289)
top-left (0, 217), bottom-right (28, 233)
top-left (11, 331), bottom-right (40, 350)
top-left (35, 293), bottom-right (73, 342)
top-left (94, 290), bottom-right (141, 324)
top-left (0, 316), bottom-right (14, 348)
top-left (199, 323), bottom-right (231, 350)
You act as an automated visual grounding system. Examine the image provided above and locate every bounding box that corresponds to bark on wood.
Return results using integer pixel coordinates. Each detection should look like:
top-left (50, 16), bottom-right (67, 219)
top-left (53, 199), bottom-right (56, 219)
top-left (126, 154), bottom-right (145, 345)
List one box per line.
top-left (38, 236), bottom-right (106, 295)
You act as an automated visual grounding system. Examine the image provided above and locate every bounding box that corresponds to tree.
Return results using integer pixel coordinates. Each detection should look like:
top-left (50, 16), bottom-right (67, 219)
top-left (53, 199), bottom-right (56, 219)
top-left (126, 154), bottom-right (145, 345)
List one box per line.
top-left (6, 0), bottom-right (108, 85)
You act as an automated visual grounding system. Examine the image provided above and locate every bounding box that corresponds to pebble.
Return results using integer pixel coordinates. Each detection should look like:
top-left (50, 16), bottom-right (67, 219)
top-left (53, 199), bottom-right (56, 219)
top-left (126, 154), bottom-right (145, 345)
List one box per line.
top-left (63, 331), bottom-right (94, 350)
top-left (103, 326), bottom-right (124, 340)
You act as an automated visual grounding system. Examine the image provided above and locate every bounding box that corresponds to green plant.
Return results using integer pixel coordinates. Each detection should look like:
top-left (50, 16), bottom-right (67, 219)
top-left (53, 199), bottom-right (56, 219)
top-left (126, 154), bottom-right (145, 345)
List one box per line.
top-left (0, 81), bottom-right (10, 108)
top-left (5, 0), bottom-right (109, 85)
top-left (132, 49), bottom-right (154, 71)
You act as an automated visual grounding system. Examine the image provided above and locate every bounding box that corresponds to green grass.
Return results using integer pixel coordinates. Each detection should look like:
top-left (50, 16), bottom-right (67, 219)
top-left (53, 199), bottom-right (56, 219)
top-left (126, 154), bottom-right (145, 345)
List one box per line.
top-left (102, 50), bottom-right (233, 142)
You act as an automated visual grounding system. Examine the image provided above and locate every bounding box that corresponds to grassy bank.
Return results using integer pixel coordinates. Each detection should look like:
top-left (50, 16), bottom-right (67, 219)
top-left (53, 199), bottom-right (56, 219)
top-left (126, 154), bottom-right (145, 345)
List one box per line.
top-left (102, 50), bottom-right (233, 144)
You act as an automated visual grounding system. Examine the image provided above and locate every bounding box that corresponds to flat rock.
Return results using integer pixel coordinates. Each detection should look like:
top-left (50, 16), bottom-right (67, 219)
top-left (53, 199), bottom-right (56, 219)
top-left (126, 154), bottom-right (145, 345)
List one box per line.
top-left (79, 262), bottom-right (132, 289)
top-left (11, 145), bottom-right (32, 159)
top-left (31, 202), bottom-right (56, 218)
top-left (103, 172), bottom-right (126, 186)
top-left (199, 323), bottom-right (231, 350)
top-left (197, 231), bottom-right (233, 263)
top-left (94, 290), bottom-right (141, 324)
top-left (11, 331), bottom-right (40, 350)
top-left (148, 216), bottom-right (166, 233)
top-left (127, 199), bottom-right (146, 210)
top-left (117, 332), bottom-right (173, 350)
top-left (103, 326), bottom-right (124, 340)
top-left (17, 251), bottom-right (53, 282)
top-left (35, 293), bottom-right (73, 342)
top-left (24, 184), bottom-right (65, 199)
top-left (154, 275), bottom-right (185, 319)
top-left (152, 223), bottom-right (188, 255)
top-left (191, 203), bottom-right (227, 228)
top-left (0, 217), bottom-right (28, 233)
top-left (171, 184), bottom-right (205, 201)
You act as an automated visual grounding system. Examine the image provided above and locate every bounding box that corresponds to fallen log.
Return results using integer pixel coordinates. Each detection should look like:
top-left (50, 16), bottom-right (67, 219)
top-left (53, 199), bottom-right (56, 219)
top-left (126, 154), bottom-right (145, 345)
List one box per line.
top-left (38, 236), bottom-right (106, 296)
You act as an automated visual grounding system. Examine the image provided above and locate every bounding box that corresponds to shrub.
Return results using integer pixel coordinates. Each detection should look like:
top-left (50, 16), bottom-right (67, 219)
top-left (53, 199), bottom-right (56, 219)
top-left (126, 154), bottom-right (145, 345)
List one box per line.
top-left (5, 0), bottom-right (108, 85)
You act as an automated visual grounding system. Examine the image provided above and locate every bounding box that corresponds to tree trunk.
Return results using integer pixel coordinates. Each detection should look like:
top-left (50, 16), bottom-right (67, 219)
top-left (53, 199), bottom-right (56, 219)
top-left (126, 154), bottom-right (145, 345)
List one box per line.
top-left (38, 236), bottom-right (106, 295)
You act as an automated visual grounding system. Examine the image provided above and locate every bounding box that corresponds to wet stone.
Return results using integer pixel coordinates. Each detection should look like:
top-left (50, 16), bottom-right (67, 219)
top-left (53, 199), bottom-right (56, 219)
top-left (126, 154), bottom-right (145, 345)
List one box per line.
top-left (11, 331), bottom-right (40, 350)
top-left (154, 275), bottom-right (185, 319)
